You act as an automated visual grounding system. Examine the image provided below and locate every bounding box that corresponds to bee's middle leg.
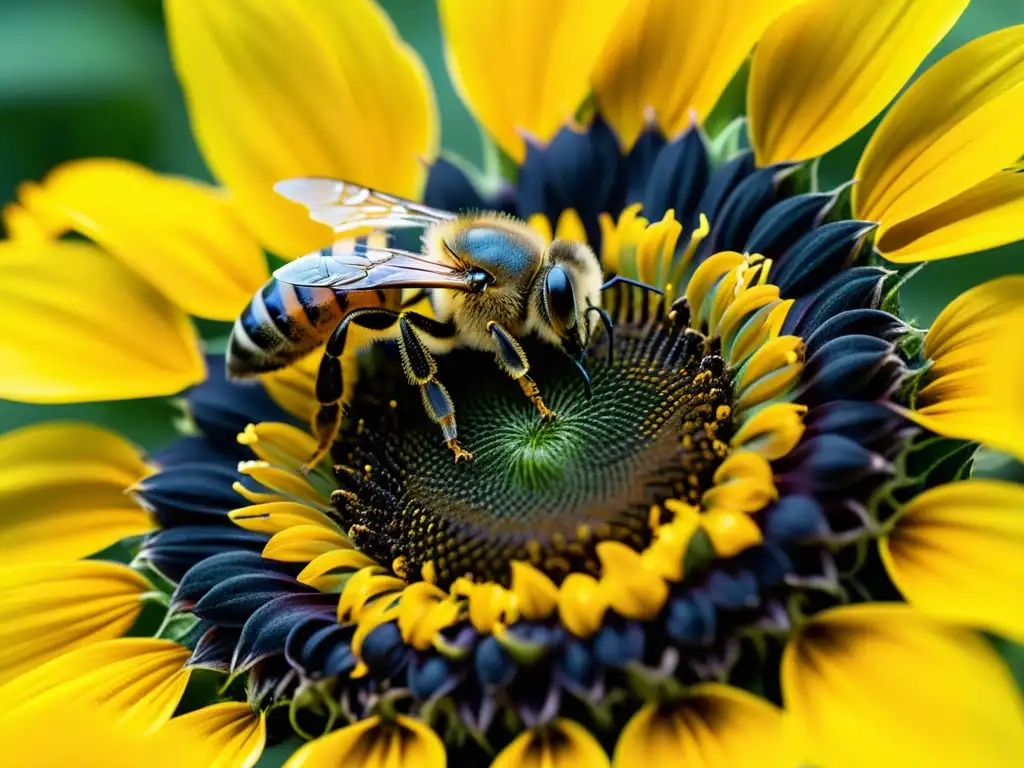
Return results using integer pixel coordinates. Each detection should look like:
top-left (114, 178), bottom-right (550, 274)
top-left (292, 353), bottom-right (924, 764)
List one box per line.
top-left (399, 312), bottom-right (470, 463)
top-left (487, 321), bottom-right (556, 420)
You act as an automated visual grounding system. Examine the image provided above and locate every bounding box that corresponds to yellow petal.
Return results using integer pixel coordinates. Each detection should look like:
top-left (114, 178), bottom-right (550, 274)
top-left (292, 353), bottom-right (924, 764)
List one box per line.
top-left (297, 549), bottom-right (379, 588)
top-left (2, 200), bottom-right (56, 242)
top-left (685, 252), bottom-right (746, 332)
top-left (510, 561), bottom-right (559, 621)
top-left (237, 461), bottom-right (325, 507)
top-left (731, 403), bottom-right (807, 460)
top-left (557, 573), bottom-right (608, 638)
top-left (912, 277), bottom-right (1024, 461)
top-left (0, 561), bottom-right (150, 685)
top-left (597, 541), bottom-right (668, 621)
top-left (0, 241), bottom-right (205, 402)
top-left (261, 351), bottom-right (320, 427)
top-left (262, 524), bottom-right (352, 563)
top-left (595, 0), bottom-right (804, 149)
top-left (783, 604), bottom-right (1024, 768)
top-left (876, 170), bottom-right (1024, 262)
top-left (750, 0), bottom-right (967, 165)
top-left (166, 0), bottom-right (437, 258)
top-left (0, 702), bottom-right (202, 768)
top-left (734, 336), bottom-right (805, 412)
top-left (284, 715), bottom-right (445, 768)
top-left (614, 685), bottom-right (790, 768)
top-left (701, 509), bottom-right (764, 558)
top-left (882, 480), bottom-right (1024, 642)
top-left (162, 703), bottom-right (266, 768)
top-left (493, 719), bottom-right (609, 768)
top-left (338, 568), bottom-right (404, 623)
top-left (701, 451), bottom-right (778, 514)
top-left (397, 582), bottom-right (460, 650)
top-left (439, 0), bottom-right (630, 162)
top-left (229, 501), bottom-right (341, 537)
top-left (0, 638), bottom-right (191, 734)
top-left (237, 422), bottom-right (320, 470)
top-left (554, 208), bottom-right (587, 244)
top-left (451, 578), bottom-right (520, 634)
top-left (642, 509), bottom-right (700, 582)
top-left (0, 422), bottom-right (153, 565)
top-left (855, 25), bottom-right (1024, 226)
top-left (19, 159), bottom-right (267, 320)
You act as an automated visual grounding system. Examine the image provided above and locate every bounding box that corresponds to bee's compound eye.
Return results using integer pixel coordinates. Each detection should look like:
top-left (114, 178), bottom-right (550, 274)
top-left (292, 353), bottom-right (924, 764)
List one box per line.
top-left (544, 265), bottom-right (577, 335)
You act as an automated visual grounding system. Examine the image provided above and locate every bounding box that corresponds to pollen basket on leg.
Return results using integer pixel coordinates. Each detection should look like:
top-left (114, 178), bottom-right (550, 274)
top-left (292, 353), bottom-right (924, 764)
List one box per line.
top-left (329, 303), bottom-right (733, 588)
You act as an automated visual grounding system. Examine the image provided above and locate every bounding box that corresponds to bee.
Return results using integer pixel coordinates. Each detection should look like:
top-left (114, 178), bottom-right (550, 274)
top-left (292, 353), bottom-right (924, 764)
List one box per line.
top-left (227, 178), bottom-right (617, 468)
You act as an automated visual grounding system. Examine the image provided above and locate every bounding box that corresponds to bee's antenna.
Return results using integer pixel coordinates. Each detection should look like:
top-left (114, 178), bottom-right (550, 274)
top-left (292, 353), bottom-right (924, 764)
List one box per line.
top-left (572, 356), bottom-right (593, 400)
top-left (585, 305), bottom-right (616, 366)
top-left (600, 276), bottom-right (665, 295)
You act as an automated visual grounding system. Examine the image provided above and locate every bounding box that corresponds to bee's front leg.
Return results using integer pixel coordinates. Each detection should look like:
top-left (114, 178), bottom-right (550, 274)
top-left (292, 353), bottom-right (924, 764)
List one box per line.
top-left (487, 321), bottom-right (557, 420)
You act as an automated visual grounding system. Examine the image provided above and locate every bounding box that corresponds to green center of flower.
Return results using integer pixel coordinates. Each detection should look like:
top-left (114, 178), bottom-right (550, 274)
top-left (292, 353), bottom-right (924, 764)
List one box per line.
top-left (332, 319), bottom-right (733, 587)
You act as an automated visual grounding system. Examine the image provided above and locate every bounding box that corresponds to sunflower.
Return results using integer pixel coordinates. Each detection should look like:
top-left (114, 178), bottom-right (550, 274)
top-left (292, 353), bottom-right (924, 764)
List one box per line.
top-left (2, 1), bottom-right (1024, 766)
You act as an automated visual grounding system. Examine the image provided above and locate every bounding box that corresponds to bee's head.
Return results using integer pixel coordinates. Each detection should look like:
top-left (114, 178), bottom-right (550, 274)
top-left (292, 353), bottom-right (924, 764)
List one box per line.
top-left (536, 240), bottom-right (603, 395)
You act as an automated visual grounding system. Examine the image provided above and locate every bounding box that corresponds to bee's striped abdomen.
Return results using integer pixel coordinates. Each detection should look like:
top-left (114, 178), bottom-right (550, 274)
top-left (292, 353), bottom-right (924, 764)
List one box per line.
top-left (226, 279), bottom-right (347, 378)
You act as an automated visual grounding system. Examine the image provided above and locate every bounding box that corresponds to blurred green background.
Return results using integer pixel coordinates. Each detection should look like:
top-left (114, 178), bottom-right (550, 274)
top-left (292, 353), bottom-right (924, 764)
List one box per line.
top-left (0, 2), bottom-right (1021, 763)
top-left (0, 0), bottom-right (1022, 447)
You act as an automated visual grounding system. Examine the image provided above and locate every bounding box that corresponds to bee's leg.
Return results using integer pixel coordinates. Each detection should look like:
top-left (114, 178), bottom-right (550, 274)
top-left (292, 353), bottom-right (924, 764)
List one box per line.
top-left (486, 321), bottom-right (557, 420)
top-left (305, 307), bottom-right (401, 471)
top-left (396, 312), bottom-right (471, 463)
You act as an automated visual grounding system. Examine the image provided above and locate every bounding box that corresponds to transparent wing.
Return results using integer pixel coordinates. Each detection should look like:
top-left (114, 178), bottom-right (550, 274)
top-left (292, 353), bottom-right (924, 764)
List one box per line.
top-left (274, 240), bottom-right (472, 292)
top-left (274, 177), bottom-right (456, 233)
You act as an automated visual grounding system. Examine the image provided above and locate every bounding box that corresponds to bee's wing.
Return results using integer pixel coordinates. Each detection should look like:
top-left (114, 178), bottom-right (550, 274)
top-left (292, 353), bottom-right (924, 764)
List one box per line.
top-left (274, 241), bottom-right (472, 291)
top-left (274, 177), bottom-right (455, 233)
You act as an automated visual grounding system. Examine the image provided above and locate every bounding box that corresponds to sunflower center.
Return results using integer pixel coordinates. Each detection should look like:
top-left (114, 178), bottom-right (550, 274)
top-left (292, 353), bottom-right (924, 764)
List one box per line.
top-left (331, 312), bottom-right (733, 588)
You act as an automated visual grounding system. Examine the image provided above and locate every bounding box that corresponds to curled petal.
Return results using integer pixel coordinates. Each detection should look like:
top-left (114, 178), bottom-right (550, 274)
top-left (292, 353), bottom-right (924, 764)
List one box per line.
top-left (0, 422), bottom-right (153, 564)
top-left (0, 241), bottom-right (205, 402)
top-left (883, 479), bottom-right (1024, 642)
top-left (595, 0), bottom-right (805, 149)
top-left (167, 0), bottom-right (438, 258)
top-left (493, 719), bottom-right (609, 768)
top-left (0, 638), bottom-right (191, 734)
top-left (17, 159), bottom-right (267, 320)
top-left (783, 604), bottom-right (1024, 768)
top-left (439, 0), bottom-right (629, 162)
top-left (614, 685), bottom-right (790, 768)
top-left (750, 0), bottom-right (967, 164)
top-left (284, 715), bottom-right (445, 768)
top-left (855, 25), bottom-right (1024, 228)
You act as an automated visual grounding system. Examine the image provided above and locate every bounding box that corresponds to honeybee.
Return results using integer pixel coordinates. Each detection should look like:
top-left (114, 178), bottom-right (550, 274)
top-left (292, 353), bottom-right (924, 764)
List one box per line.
top-left (227, 178), bottom-right (615, 467)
